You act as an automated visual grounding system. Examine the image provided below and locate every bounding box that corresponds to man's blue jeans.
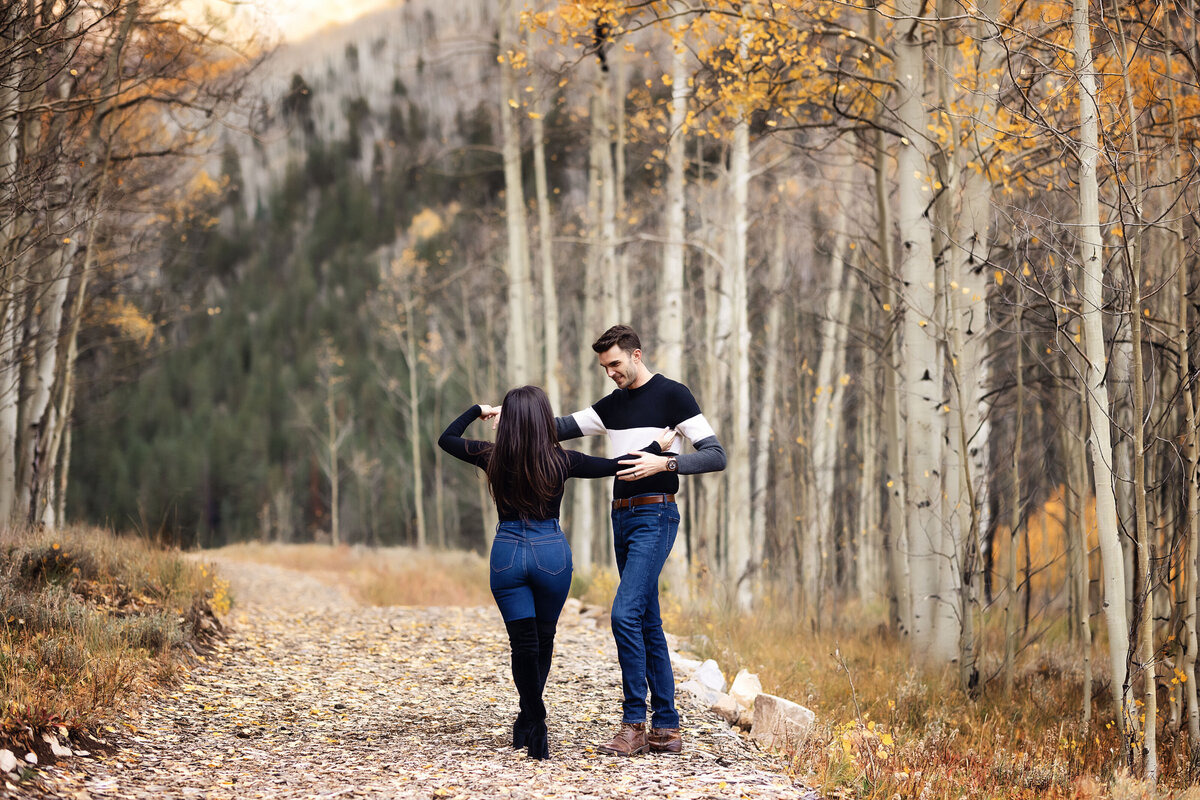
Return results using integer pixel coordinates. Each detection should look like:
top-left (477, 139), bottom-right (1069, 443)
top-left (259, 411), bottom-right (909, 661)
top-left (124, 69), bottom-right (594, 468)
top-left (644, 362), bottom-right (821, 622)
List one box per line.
top-left (610, 499), bottom-right (680, 728)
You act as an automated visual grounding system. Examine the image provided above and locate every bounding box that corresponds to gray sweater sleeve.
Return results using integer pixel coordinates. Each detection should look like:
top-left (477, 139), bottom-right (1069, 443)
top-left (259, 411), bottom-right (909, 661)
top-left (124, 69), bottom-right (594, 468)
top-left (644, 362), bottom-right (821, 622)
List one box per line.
top-left (675, 434), bottom-right (726, 474)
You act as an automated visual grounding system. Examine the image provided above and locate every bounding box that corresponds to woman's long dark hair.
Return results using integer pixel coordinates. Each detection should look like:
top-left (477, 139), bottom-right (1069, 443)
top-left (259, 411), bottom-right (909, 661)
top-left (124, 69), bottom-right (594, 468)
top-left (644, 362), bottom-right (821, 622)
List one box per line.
top-left (485, 385), bottom-right (567, 519)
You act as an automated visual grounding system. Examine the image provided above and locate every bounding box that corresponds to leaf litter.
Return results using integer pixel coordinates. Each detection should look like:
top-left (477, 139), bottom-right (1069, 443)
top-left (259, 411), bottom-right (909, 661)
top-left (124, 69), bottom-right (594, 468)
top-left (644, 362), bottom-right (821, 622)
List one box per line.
top-left (5, 559), bottom-right (816, 799)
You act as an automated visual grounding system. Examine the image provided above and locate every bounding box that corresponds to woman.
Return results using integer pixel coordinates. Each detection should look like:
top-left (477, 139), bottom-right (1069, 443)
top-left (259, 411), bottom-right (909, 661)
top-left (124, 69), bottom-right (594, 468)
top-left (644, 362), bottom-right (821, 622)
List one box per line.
top-left (438, 385), bottom-right (671, 760)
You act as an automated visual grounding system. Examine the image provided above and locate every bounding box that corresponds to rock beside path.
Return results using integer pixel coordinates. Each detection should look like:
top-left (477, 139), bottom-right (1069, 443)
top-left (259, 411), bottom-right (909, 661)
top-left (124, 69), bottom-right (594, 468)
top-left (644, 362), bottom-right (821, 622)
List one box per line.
top-left (7, 560), bottom-right (815, 800)
top-left (750, 695), bottom-right (818, 754)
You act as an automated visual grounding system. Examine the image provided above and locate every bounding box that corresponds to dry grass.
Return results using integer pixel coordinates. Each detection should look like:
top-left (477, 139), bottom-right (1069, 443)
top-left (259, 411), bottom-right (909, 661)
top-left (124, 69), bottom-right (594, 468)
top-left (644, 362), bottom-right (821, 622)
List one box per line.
top-left (210, 542), bottom-right (493, 607)
top-left (663, 589), bottom-right (1195, 800)
top-left (0, 524), bottom-right (223, 753)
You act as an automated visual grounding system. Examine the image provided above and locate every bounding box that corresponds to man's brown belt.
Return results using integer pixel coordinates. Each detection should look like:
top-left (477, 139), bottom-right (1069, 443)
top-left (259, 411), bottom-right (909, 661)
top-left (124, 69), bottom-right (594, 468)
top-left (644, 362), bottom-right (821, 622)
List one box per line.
top-left (611, 494), bottom-right (676, 510)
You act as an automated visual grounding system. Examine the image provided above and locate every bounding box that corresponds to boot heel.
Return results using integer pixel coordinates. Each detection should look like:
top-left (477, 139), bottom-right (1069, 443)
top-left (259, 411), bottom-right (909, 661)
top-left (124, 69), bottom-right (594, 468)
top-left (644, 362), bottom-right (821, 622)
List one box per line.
top-left (526, 721), bottom-right (549, 760)
top-left (513, 714), bottom-right (533, 749)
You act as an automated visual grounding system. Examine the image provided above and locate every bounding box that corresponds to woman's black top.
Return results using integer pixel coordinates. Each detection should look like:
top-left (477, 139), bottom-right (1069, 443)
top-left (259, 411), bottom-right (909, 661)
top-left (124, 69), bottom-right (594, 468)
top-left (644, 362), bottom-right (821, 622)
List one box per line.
top-left (438, 405), bottom-right (661, 521)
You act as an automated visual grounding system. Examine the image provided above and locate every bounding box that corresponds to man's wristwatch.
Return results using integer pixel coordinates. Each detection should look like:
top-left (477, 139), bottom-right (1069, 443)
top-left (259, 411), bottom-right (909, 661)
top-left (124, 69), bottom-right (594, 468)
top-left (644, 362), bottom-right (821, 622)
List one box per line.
top-left (665, 457), bottom-right (678, 472)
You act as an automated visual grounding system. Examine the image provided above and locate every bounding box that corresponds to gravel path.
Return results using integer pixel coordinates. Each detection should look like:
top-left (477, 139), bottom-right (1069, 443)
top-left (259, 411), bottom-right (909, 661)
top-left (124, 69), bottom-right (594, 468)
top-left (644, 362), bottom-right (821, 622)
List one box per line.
top-left (8, 559), bottom-right (815, 799)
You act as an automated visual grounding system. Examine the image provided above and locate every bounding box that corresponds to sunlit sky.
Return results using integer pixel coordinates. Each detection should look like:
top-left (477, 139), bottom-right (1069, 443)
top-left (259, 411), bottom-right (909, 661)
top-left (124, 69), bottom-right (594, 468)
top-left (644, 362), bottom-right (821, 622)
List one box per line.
top-left (258, 0), bottom-right (394, 41)
top-left (185, 0), bottom-right (395, 43)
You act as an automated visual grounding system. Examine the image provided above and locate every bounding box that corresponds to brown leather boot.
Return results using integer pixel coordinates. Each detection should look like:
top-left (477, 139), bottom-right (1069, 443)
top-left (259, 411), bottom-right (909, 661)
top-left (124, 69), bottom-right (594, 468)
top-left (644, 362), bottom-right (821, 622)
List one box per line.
top-left (648, 727), bottom-right (682, 754)
top-left (597, 722), bottom-right (649, 756)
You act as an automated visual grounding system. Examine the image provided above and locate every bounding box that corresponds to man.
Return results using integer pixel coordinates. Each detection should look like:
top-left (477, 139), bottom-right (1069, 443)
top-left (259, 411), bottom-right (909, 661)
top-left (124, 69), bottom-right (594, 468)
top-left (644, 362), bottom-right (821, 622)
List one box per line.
top-left (557, 324), bottom-right (726, 756)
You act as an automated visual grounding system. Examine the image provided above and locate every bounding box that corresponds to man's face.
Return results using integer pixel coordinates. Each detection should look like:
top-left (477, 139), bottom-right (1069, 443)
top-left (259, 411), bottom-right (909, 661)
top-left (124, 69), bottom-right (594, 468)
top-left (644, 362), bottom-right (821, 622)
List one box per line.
top-left (597, 345), bottom-right (640, 389)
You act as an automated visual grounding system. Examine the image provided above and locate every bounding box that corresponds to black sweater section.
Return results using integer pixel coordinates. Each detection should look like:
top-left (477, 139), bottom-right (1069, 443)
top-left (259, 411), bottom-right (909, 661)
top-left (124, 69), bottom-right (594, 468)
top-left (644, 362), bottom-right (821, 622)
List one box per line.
top-left (555, 373), bottom-right (726, 499)
top-left (438, 405), bottom-right (661, 521)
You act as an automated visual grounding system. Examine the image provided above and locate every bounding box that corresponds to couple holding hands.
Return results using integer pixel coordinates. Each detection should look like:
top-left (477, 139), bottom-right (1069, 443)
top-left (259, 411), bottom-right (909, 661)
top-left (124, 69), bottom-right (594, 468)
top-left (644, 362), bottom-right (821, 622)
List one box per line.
top-left (437, 325), bottom-right (726, 760)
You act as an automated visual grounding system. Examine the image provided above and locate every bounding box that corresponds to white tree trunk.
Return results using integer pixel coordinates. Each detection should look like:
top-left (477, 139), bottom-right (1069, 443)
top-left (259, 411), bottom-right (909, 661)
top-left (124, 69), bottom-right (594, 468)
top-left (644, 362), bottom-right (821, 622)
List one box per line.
top-left (1073, 0), bottom-right (1131, 746)
top-left (872, 117), bottom-right (912, 636)
top-left (463, 282), bottom-right (497, 549)
top-left (16, 241), bottom-right (73, 522)
top-left (499, 0), bottom-right (531, 387)
top-left (857, 344), bottom-right (883, 607)
top-left (569, 106), bottom-right (605, 570)
top-left (1075, 367), bottom-right (1094, 725)
top-left (1003, 303), bottom-right (1023, 696)
top-left (592, 85), bottom-right (620, 327)
top-left (1114, 17), bottom-right (1156, 775)
top-left (1168, 48), bottom-right (1200, 759)
top-left (0, 35), bottom-right (19, 525)
top-left (0, 277), bottom-right (22, 524)
top-left (41, 0), bottom-right (139, 529)
top-left (942, 0), bottom-right (1002, 685)
top-left (328, 383), bottom-right (342, 546)
top-left (1111, 337), bottom-right (1137, 616)
top-left (659, 34), bottom-right (690, 595)
top-left (405, 308), bottom-right (425, 549)
top-left (726, 113), bottom-right (753, 607)
top-left (752, 213), bottom-right (786, 602)
top-left (807, 155), bottom-right (853, 615)
top-left (892, 0), bottom-right (954, 662)
top-left (611, 50), bottom-right (631, 319)
top-left (531, 99), bottom-right (560, 412)
top-left (660, 36), bottom-right (688, 380)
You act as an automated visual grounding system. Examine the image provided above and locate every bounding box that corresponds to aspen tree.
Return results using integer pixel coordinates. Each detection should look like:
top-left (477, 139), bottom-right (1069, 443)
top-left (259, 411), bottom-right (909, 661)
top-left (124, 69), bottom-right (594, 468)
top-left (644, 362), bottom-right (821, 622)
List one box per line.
top-left (592, 82), bottom-right (620, 328)
top-left (890, 0), bottom-right (954, 661)
top-left (939, 0), bottom-right (1004, 684)
top-left (32, 0), bottom-right (141, 526)
top-left (1063, 309), bottom-right (1094, 724)
top-left (807, 151), bottom-right (854, 620)
top-left (1112, 6), bottom-right (1155, 776)
top-left (869, 4), bottom-right (912, 636)
top-left (610, 49), bottom-right (632, 318)
top-left (531, 94), bottom-right (561, 412)
top-left (1167, 41), bottom-right (1200, 764)
top-left (1072, 0), bottom-right (1132, 752)
top-left (752, 208), bottom-right (788, 602)
top-left (726, 63), bottom-right (753, 607)
top-left (462, 281), bottom-right (498, 550)
top-left (660, 24), bottom-right (688, 379)
top-left (1004, 299), bottom-right (1023, 697)
top-left (659, 24), bottom-right (690, 593)
top-left (0, 4), bottom-right (40, 523)
top-left (500, 0), bottom-right (532, 386)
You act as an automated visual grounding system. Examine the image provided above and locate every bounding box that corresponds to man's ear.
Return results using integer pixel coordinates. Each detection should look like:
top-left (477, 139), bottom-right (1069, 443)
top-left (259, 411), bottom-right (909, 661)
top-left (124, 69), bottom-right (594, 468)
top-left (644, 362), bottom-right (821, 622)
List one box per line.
top-left (631, 348), bottom-right (642, 364)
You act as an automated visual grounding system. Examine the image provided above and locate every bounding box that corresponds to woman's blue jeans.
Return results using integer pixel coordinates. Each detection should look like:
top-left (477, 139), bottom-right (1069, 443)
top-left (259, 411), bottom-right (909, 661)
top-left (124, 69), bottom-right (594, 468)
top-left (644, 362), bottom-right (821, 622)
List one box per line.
top-left (489, 519), bottom-right (573, 623)
top-left (610, 499), bottom-right (680, 729)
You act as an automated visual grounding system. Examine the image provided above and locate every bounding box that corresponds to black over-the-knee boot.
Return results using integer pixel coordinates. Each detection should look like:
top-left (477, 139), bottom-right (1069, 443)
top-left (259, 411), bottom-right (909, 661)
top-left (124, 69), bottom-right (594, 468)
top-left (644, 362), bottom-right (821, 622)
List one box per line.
top-left (535, 619), bottom-right (557, 690)
top-left (504, 618), bottom-right (549, 759)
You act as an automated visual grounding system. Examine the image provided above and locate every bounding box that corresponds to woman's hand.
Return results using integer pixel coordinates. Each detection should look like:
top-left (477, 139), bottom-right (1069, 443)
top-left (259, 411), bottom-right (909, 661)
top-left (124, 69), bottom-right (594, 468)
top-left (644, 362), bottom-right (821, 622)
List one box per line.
top-left (479, 404), bottom-right (500, 420)
top-left (656, 427), bottom-right (679, 452)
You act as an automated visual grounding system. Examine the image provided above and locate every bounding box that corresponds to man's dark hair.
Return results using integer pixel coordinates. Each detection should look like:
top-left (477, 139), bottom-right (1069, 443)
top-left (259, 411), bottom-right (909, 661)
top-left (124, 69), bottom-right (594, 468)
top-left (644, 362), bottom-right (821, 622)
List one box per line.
top-left (592, 325), bottom-right (641, 355)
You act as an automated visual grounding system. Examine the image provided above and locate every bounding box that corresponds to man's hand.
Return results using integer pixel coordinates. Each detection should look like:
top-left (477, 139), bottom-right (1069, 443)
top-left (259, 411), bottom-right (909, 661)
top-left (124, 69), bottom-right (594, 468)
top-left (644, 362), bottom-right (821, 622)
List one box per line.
top-left (617, 452), bottom-right (670, 481)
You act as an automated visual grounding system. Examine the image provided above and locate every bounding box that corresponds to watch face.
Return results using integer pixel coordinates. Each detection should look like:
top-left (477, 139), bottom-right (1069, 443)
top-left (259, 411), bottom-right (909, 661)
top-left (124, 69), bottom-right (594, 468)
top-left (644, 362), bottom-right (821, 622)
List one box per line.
top-left (667, 458), bottom-right (678, 472)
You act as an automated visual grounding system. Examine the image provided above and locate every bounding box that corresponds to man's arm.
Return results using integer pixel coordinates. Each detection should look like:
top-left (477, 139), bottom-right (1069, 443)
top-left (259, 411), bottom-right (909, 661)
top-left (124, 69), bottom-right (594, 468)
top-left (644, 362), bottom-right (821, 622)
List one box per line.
top-left (675, 433), bottom-right (726, 474)
top-left (614, 391), bottom-right (726, 480)
top-left (673, 390), bottom-right (726, 474)
top-left (555, 406), bottom-right (607, 442)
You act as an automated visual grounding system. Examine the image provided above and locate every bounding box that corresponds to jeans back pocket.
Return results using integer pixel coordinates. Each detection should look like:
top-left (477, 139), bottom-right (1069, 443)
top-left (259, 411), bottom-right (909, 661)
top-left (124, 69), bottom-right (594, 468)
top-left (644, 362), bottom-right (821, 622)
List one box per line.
top-left (490, 538), bottom-right (518, 573)
top-left (531, 538), bottom-right (570, 575)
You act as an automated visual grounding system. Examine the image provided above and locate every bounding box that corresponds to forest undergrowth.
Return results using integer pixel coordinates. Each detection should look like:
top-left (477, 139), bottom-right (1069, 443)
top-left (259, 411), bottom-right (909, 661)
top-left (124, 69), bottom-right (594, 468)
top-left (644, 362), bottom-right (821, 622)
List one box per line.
top-left (8, 536), bottom-right (1197, 799)
top-left (665, 589), bottom-right (1198, 800)
top-left (0, 526), bottom-right (225, 756)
